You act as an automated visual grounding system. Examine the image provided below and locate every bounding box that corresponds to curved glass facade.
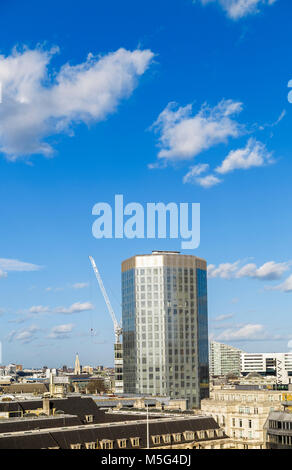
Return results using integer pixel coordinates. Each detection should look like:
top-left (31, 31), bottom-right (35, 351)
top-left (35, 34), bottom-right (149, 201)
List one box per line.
top-left (122, 252), bottom-right (209, 408)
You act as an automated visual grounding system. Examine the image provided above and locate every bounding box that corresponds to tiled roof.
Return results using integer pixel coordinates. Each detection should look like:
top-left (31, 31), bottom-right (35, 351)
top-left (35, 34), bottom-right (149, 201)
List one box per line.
top-left (0, 415), bottom-right (81, 433)
top-left (0, 415), bottom-right (226, 449)
top-left (2, 383), bottom-right (49, 393)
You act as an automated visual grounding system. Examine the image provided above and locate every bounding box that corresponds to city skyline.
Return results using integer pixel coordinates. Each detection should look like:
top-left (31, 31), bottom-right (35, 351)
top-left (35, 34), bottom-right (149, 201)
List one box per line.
top-left (1, 0), bottom-right (292, 367)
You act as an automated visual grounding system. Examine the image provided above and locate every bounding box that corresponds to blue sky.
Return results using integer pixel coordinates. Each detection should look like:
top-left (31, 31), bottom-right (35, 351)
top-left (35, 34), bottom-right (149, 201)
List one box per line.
top-left (0, 0), bottom-right (292, 368)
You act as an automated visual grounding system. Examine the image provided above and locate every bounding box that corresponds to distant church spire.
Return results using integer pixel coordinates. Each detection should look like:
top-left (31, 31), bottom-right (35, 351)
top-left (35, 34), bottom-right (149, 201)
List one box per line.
top-left (74, 353), bottom-right (81, 375)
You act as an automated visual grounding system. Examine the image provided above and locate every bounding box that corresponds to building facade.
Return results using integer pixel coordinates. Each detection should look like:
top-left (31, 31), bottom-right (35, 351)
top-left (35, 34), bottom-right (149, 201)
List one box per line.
top-left (241, 353), bottom-right (292, 384)
top-left (122, 251), bottom-right (209, 408)
top-left (201, 386), bottom-right (284, 449)
top-left (209, 341), bottom-right (243, 376)
top-left (265, 410), bottom-right (292, 449)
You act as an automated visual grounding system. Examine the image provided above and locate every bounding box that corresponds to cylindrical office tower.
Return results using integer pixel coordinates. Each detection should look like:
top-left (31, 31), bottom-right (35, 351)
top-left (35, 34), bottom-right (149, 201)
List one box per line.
top-left (121, 251), bottom-right (209, 408)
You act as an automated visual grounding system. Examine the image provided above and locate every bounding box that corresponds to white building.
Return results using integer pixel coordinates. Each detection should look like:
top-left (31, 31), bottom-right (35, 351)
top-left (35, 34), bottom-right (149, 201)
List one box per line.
top-left (209, 341), bottom-right (243, 376)
top-left (201, 386), bottom-right (285, 449)
top-left (241, 353), bottom-right (292, 385)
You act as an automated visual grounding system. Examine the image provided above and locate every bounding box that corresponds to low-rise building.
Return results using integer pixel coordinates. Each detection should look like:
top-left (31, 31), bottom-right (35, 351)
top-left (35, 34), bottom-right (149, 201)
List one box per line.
top-left (201, 386), bottom-right (284, 448)
top-left (0, 396), bottom-right (230, 449)
top-left (265, 410), bottom-right (292, 449)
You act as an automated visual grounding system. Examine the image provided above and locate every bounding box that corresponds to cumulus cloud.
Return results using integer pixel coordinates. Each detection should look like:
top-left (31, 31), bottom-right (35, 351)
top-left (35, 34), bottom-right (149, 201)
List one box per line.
top-left (236, 261), bottom-right (289, 280)
top-left (183, 163), bottom-right (210, 181)
top-left (183, 163), bottom-right (221, 188)
top-left (214, 313), bottom-right (234, 321)
top-left (198, 0), bottom-right (277, 20)
top-left (183, 163), bottom-right (222, 187)
top-left (54, 301), bottom-right (94, 315)
top-left (0, 258), bottom-right (42, 278)
top-left (269, 274), bottom-right (292, 293)
top-left (48, 323), bottom-right (74, 339)
top-left (183, 137), bottom-right (274, 188)
top-left (208, 261), bottom-right (241, 279)
top-left (29, 305), bottom-right (50, 314)
top-left (208, 260), bottom-right (290, 281)
top-left (7, 325), bottom-right (40, 344)
top-left (0, 45), bottom-right (154, 160)
top-left (151, 99), bottom-right (243, 162)
top-left (195, 174), bottom-right (222, 188)
top-left (216, 138), bottom-right (273, 174)
top-left (152, 100), bottom-right (274, 189)
top-left (215, 323), bottom-right (285, 342)
top-left (217, 323), bottom-right (265, 341)
top-left (45, 282), bottom-right (89, 292)
top-left (28, 301), bottom-right (94, 315)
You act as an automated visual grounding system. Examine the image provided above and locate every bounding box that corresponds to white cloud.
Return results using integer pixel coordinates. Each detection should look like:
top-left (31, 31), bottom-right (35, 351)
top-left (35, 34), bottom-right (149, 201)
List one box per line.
top-left (214, 313), bottom-right (234, 321)
top-left (195, 174), bottom-right (222, 188)
top-left (217, 323), bottom-right (265, 341)
top-left (72, 282), bottom-right (89, 289)
top-left (45, 282), bottom-right (89, 291)
top-left (151, 99), bottom-right (243, 162)
top-left (0, 46), bottom-right (154, 160)
top-left (0, 258), bottom-right (42, 278)
top-left (208, 260), bottom-right (290, 281)
top-left (198, 0), bottom-right (277, 20)
top-left (270, 274), bottom-right (292, 293)
top-left (208, 261), bottom-right (241, 279)
top-left (183, 163), bottom-right (221, 188)
top-left (0, 258), bottom-right (41, 271)
top-left (54, 301), bottom-right (94, 315)
top-left (216, 138), bottom-right (273, 174)
top-left (28, 301), bottom-right (94, 315)
top-left (29, 305), bottom-right (50, 314)
top-left (152, 102), bottom-right (274, 189)
top-left (48, 323), bottom-right (74, 339)
top-left (236, 261), bottom-right (289, 280)
top-left (183, 163), bottom-right (210, 181)
top-left (183, 164), bottom-right (222, 187)
top-left (215, 323), bottom-right (285, 342)
top-left (7, 325), bottom-right (40, 344)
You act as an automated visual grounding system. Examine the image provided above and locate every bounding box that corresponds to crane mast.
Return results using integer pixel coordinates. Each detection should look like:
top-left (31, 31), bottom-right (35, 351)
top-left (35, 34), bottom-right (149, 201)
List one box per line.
top-left (89, 256), bottom-right (122, 343)
top-left (89, 256), bottom-right (123, 394)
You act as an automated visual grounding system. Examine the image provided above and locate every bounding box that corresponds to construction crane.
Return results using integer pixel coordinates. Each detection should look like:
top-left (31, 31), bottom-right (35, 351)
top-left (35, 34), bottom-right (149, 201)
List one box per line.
top-left (88, 256), bottom-right (122, 343)
top-left (89, 256), bottom-right (124, 394)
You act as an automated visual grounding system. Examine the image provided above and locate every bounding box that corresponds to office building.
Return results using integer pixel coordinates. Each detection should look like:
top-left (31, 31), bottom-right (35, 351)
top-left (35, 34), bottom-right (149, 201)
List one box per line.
top-left (209, 341), bottom-right (243, 376)
top-left (241, 353), bottom-right (292, 384)
top-left (201, 386), bottom-right (285, 449)
top-left (122, 251), bottom-right (209, 408)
